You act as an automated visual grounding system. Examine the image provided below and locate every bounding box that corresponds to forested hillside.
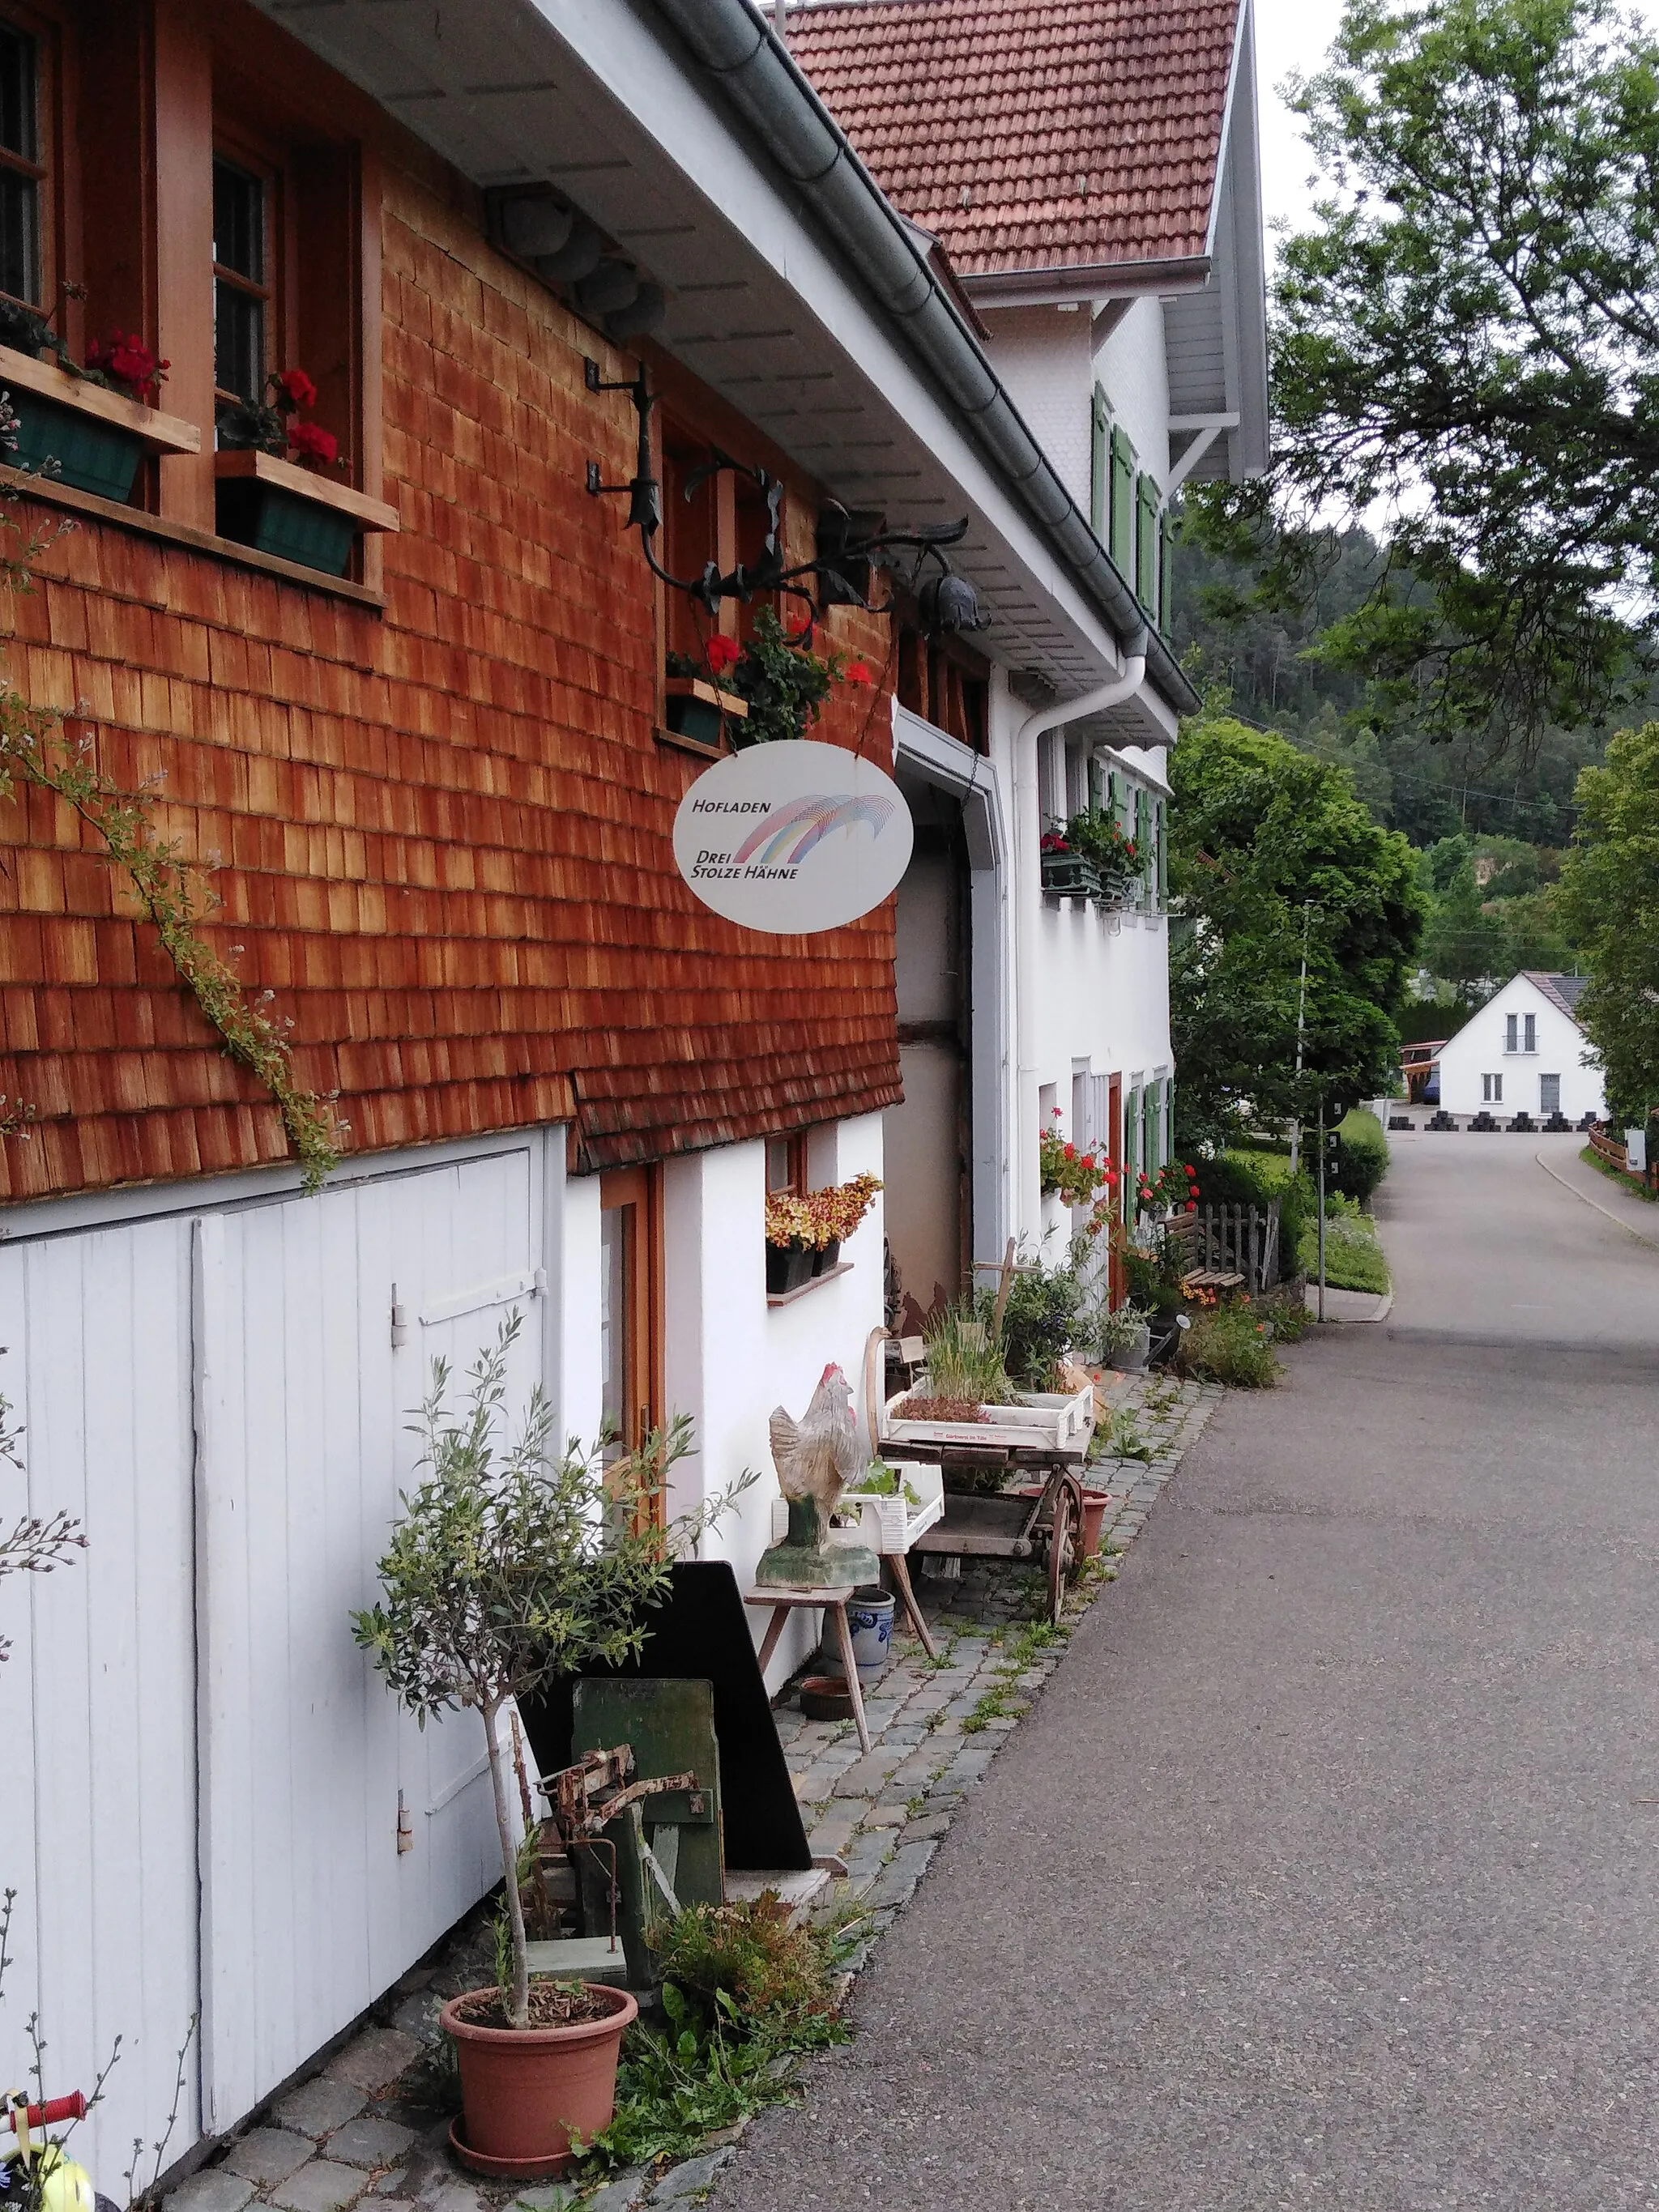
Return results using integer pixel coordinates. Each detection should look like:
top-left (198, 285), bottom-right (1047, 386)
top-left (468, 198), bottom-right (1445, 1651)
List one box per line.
top-left (1168, 530), bottom-right (1645, 1026)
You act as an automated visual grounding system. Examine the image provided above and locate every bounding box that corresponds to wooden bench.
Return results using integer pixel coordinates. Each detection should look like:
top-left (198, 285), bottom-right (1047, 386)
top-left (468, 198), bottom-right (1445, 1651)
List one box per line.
top-left (1159, 1210), bottom-right (1246, 1294)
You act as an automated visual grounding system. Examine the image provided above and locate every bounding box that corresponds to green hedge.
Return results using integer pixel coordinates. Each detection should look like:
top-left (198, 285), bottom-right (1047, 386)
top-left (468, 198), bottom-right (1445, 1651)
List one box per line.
top-left (1332, 1108), bottom-right (1389, 1207)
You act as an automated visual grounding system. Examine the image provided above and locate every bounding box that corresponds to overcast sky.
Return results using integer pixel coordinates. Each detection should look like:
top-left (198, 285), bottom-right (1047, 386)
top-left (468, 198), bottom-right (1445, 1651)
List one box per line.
top-left (1254, 0), bottom-right (1346, 247)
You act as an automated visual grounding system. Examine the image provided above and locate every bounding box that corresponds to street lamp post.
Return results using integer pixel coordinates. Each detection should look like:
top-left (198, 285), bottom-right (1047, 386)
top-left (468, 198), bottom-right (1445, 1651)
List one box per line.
top-left (1288, 899), bottom-right (1314, 1176)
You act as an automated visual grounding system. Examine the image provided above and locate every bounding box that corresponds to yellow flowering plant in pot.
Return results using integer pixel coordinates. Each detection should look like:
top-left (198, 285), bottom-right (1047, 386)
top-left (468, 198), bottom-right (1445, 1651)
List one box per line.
top-left (764, 1172), bottom-right (882, 1291)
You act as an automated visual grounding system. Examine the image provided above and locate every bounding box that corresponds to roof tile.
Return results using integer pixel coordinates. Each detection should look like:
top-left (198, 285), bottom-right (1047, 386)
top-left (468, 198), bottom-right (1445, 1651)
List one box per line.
top-left (789, 0), bottom-right (1240, 275)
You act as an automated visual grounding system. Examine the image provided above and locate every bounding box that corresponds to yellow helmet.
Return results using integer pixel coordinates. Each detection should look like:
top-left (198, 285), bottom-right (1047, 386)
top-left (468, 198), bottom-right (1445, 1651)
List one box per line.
top-left (31, 2151), bottom-right (94, 2212)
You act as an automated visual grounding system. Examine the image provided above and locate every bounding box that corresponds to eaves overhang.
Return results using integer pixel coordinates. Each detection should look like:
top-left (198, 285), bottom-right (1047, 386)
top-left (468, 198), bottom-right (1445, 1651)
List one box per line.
top-left (248, 0), bottom-right (1199, 719)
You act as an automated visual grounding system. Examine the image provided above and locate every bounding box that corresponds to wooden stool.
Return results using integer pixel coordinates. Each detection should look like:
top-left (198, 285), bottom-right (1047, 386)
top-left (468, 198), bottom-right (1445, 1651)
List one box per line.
top-left (744, 1584), bottom-right (871, 1755)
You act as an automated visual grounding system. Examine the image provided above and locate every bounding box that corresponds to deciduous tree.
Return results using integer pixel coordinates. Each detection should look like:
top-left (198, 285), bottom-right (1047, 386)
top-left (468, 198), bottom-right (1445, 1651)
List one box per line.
top-left (1170, 714), bottom-right (1425, 1146)
top-left (1198, 0), bottom-right (1659, 748)
top-left (1555, 722), bottom-right (1659, 1122)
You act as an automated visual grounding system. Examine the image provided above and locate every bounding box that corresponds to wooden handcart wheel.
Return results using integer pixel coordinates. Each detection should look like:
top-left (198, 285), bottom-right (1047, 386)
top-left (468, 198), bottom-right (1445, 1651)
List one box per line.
top-left (1046, 1471), bottom-right (1083, 1628)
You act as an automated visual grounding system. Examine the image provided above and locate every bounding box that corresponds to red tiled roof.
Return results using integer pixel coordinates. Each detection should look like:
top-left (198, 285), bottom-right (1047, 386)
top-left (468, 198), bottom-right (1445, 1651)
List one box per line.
top-left (788, 0), bottom-right (1242, 279)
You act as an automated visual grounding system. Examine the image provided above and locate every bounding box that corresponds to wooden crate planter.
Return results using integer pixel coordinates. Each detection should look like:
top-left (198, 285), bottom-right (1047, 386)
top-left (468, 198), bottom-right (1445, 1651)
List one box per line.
top-left (770, 1463), bottom-right (945, 1556)
top-left (0, 343), bottom-right (199, 501)
top-left (214, 450), bottom-right (399, 578)
top-left (878, 1379), bottom-right (1094, 1457)
top-left (664, 676), bottom-right (748, 749)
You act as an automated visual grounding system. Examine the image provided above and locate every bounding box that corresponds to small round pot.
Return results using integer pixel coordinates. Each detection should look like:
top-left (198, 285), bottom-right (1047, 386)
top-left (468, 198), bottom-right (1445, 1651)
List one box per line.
top-left (817, 1588), bottom-right (893, 1679)
top-left (441, 1982), bottom-right (638, 2179)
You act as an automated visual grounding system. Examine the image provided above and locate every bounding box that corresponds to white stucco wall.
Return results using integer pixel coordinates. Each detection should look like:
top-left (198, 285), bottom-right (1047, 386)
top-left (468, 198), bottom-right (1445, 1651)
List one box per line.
top-left (1094, 295), bottom-right (1173, 491)
top-left (1434, 976), bottom-right (1605, 1119)
top-left (653, 1117), bottom-right (889, 1688)
top-left (983, 679), bottom-right (1175, 1264)
top-left (979, 303), bottom-right (1097, 513)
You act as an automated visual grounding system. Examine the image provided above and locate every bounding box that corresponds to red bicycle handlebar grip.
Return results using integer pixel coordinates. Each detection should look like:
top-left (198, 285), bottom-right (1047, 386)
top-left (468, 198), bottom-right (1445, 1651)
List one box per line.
top-left (6, 2094), bottom-right (87, 2129)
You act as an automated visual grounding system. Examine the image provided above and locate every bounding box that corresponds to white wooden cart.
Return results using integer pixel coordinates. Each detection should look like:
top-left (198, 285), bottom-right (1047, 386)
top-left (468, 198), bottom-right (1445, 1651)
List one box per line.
top-left (860, 1329), bottom-right (1096, 1628)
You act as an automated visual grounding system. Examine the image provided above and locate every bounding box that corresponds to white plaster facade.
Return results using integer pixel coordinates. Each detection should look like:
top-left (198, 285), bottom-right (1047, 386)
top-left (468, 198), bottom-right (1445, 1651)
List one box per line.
top-left (1434, 974), bottom-right (1605, 1121)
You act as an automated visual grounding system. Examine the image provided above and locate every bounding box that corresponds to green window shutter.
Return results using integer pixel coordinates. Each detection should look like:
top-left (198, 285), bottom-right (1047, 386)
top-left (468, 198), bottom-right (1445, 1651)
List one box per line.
top-left (1159, 509), bottom-right (1176, 637)
top-left (1142, 1085), bottom-right (1158, 1179)
top-left (1135, 788), bottom-right (1150, 906)
top-left (1162, 1079), bottom-right (1175, 1167)
top-left (1109, 425), bottom-right (1135, 573)
top-left (1090, 386), bottom-right (1109, 536)
top-left (1124, 1085), bottom-right (1141, 1202)
top-left (1135, 475), bottom-right (1159, 613)
top-left (1155, 795), bottom-right (1168, 906)
top-left (1108, 766), bottom-right (1124, 829)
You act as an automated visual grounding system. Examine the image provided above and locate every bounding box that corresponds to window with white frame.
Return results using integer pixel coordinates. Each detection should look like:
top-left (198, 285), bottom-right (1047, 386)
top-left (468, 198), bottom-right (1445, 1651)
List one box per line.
top-left (1483, 1072), bottom-right (1503, 1103)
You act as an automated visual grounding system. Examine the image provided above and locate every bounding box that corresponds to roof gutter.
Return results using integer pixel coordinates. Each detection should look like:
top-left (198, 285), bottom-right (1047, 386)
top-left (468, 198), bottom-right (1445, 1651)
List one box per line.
top-left (645, 0), bottom-right (1201, 719)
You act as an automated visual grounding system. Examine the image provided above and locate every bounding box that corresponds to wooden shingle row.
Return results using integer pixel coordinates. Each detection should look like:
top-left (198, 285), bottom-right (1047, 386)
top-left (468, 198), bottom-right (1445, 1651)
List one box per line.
top-left (0, 151), bottom-right (900, 1204)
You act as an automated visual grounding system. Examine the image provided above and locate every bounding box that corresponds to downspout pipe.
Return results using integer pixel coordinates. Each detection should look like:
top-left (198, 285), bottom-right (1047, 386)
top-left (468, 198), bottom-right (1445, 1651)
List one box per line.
top-left (645, 0), bottom-right (1201, 720)
top-left (1013, 643), bottom-right (1149, 1233)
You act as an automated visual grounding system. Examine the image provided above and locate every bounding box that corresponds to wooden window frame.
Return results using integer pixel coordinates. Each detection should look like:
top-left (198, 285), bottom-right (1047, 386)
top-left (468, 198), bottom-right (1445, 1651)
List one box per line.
top-left (211, 143), bottom-right (277, 415)
top-left (766, 1132), bottom-right (808, 1196)
top-left (0, 5), bottom-right (53, 316)
top-left (646, 358), bottom-right (801, 746)
top-left (599, 1166), bottom-right (665, 1517)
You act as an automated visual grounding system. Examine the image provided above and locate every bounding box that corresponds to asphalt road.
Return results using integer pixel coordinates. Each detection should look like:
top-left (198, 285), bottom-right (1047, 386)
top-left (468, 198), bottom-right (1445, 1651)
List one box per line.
top-left (708, 1134), bottom-right (1659, 2211)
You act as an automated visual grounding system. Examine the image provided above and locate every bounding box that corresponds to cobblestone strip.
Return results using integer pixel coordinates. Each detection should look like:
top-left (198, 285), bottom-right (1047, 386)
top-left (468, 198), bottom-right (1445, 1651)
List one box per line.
top-left (167, 1377), bottom-right (1221, 2212)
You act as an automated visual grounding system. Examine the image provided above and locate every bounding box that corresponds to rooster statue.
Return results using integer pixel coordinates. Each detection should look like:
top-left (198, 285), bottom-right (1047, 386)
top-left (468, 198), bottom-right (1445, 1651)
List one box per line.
top-left (755, 1362), bottom-right (881, 1588)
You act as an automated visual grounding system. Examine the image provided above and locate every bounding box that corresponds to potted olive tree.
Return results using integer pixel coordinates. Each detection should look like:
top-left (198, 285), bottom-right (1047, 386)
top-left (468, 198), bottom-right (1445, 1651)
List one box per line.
top-left (352, 1315), bottom-right (732, 2179)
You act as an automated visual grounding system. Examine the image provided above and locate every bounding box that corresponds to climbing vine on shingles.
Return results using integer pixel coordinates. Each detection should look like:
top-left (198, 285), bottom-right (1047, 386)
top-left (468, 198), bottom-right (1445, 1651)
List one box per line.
top-left (0, 717), bottom-right (346, 1191)
top-left (0, 490), bottom-right (343, 1189)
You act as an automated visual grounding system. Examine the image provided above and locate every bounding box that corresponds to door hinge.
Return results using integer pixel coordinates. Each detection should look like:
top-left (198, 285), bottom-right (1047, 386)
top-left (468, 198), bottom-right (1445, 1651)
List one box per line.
top-left (390, 1283), bottom-right (408, 1349)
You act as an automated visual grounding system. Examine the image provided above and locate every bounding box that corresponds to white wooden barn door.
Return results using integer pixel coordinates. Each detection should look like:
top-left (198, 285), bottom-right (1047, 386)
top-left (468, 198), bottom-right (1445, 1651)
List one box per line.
top-left (194, 1142), bottom-right (546, 2134)
top-left (0, 1217), bottom-right (202, 2189)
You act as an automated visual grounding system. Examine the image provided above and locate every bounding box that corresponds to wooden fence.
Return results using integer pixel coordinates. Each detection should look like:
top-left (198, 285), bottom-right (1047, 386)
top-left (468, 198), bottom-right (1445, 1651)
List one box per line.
top-left (1589, 1125), bottom-right (1627, 1173)
top-left (1160, 1200), bottom-right (1282, 1293)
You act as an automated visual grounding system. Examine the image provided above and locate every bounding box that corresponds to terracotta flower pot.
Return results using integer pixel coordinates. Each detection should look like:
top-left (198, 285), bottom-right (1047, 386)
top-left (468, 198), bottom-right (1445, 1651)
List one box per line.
top-left (441, 1982), bottom-right (638, 2179)
top-left (1078, 1489), bottom-right (1115, 1557)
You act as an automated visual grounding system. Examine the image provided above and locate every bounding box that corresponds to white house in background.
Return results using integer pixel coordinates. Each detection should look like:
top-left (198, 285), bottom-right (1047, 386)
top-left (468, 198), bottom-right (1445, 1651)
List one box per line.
top-left (1435, 973), bottom-right (1605, 1122)
top-left (792, 0), bottom-right (1269, 1313)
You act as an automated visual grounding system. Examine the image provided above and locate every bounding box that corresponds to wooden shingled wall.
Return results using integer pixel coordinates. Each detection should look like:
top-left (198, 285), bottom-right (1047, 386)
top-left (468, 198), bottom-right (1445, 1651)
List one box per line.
top-left (0, 145), bottom-right (901, 1204)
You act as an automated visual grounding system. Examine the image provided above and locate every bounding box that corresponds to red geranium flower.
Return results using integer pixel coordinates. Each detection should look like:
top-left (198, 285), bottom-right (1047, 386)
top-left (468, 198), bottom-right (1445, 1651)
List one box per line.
top-left (1185, 1199), bottom-right (1197, 1213)
top-left (288, 419), bottom-right (339, 467)
top-left (87, 332), bottom-right (168, 406)
top-left (279, 367), bottom-right (318, 410)
top-left (845, 658), bottom-right (873, 684)
top-left (705, 633), bottom-right (741, 675)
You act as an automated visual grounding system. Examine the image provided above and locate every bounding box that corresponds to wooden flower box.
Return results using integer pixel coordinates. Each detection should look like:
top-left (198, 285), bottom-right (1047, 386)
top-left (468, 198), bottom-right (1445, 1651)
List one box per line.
top-left (664, 676), bottom-right (748, 749)
top-left (214, 450), bottom-right (400, 578)
top-left (770, 1463), bottom-right (945, 1556)
top-left (877, 1380), bottom-right (1095, 1457)
top-left (1040, 851), bottom-right (1098, 898)
top-left (0, 342), bottom-right (199, 502)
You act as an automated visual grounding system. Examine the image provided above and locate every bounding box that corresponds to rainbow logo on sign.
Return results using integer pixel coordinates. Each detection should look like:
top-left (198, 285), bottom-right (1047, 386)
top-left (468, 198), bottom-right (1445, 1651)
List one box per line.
top-left (731, 794), bottom-right (897, 867)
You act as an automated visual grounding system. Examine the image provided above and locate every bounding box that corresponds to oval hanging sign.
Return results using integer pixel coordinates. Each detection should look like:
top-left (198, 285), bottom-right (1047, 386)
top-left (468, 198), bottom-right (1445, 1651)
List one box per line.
top-left (673, 739), bottom-right (914, 934)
